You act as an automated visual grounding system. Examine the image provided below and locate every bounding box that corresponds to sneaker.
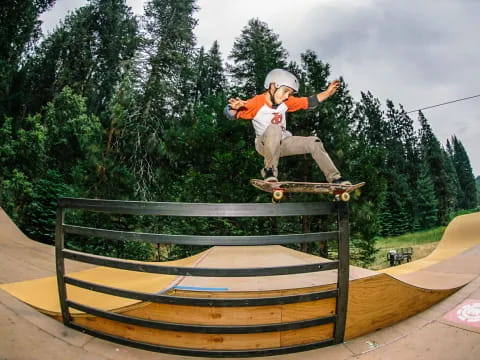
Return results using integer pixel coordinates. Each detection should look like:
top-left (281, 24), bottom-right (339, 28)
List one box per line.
top-left (332, 178), bottom-right (352, 186)
top-left (262, 168), bottom-right (278, 182)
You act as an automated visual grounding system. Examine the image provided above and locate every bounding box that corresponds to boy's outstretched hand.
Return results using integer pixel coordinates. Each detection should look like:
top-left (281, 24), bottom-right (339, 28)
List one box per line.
top-left (317, 79), bottom-right (341, 102)
top-left (325, 80), bottom-right (341, 96)
top-left (228, 97), bottom-right (246, 110)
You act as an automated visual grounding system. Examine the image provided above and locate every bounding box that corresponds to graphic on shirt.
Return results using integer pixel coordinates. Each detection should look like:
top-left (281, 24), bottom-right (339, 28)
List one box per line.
top-left (271, 113), bottom-right (282, 124)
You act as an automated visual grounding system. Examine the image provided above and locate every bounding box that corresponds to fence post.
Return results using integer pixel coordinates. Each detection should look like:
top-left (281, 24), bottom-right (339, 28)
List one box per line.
top-left (55, 205), bottom-right (70, 324)
top-left (334, 201), bottom-right (350, 343)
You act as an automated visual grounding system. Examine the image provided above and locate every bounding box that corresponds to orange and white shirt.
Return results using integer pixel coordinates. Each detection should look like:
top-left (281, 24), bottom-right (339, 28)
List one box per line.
top-left (235, 94), bottom-right (309, 139)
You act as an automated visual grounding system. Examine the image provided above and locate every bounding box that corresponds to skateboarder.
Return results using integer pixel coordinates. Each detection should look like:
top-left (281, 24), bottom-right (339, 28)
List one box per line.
top-left (224, 68), bottom-right (350, 185)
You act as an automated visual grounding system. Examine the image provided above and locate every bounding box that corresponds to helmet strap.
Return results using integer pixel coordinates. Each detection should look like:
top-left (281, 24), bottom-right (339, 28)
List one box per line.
top-left (268, 86), bottom-right (279, 109)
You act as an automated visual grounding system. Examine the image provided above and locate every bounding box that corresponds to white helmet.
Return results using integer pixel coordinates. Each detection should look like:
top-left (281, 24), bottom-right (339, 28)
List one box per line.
top-left (264, 69), bottom-right (300, 92)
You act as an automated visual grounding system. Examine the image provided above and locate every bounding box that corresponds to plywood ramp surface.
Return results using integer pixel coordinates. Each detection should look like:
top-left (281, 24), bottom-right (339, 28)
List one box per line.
top-left (382, 212), bottom-right (480, 276)
top-left (0, 250), bottom-right (208, 315)
top-left (175, 245), bottom-right (377, 292)
top-left (0, 207), bottom-right (93, 283)
top-left (345, 274), bottom-right (459, 339)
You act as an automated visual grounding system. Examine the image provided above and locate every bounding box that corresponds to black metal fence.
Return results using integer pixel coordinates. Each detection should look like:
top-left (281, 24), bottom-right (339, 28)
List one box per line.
top-left (55, 198), bottom-right (350, 357)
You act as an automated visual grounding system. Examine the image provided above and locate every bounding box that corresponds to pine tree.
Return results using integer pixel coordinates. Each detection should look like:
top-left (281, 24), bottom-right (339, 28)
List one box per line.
top-left (141, 0), bottom-right (198, 114)
top-left (194, 41), bottom-right (226, 102)
top-left (415, 164), bottom-right (439, 228)
top-left (450, 136), bottom-right (477, 209)
top-left (348, 92), bottom-right (388, 264)
top-left (20, 27), bottom-right (67, 114)
top-left (0, 0), bottom-right (56, 118)
top-left (120, 0), bottom-right (198, 198)
top-left (476, 176), bottom-right (480, 206)
top-left (228, 18), bottom-right (288, 96)
top-left (85, 0), bottom-right (140, 118)
top-left (21, 0), bottom-right (139, 120)
top-left (93, 62), bottom-right (140, 199)
top-left (442, 146), bottom-right (461, 214)
top-left (417, 111), bottom-right (458, 224)
top-left (381, 100), bottom-right (418, 234)
top-left (445, 138), bottom-right (462, 212)
top-left (167, 40), bottom-right (229, 177)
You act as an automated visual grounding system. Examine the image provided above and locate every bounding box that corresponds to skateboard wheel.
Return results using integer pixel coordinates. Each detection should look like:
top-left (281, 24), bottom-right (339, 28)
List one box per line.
top-left (340, 192), bottom-right (350, 202)
top-left (272, 197), bottom-right (281, 204)
top-left (272, 190), bottom-right (284, 201)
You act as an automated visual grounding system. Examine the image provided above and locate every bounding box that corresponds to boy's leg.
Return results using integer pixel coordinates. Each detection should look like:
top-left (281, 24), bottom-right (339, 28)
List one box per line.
top-left (255, 125), bottom-right (282, 177)
top-left (280, 136), bottom-right (341, 182)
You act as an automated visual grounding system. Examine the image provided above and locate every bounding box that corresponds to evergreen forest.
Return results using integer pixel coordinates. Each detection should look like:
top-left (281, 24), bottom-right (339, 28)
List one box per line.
top-left (1, 0), bottom-right (478, 265)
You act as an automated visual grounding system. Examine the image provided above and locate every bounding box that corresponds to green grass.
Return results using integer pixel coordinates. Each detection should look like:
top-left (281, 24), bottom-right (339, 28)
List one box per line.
top-left (375, 226), bottom-right (446, 248)
top-left (368, 226), bottom-right (446, 270)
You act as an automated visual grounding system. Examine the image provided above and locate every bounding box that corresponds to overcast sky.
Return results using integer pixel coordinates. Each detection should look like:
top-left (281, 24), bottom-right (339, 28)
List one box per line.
top-left (41, 0), bottom-right (480, 175)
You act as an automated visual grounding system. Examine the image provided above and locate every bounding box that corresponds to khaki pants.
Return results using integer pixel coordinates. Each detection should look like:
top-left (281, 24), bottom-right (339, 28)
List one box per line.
top-left (255, 124), bottom-right (341, 182)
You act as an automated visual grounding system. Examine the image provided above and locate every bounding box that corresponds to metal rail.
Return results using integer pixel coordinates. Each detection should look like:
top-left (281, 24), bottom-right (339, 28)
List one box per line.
top-left (55, 198), bottom-right (350, 357)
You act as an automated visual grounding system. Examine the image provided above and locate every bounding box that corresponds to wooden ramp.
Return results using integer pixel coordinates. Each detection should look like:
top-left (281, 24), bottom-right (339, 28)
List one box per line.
top-left (1, 208), bottom-right (480, 351)
top-left (382, 212), bottom-right (480, 277)
top-left (0, 208), bottom-right (93, 283)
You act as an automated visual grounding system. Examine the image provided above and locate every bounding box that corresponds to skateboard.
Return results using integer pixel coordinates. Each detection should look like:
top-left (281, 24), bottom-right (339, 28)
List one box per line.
top-left (250, 179), bottom-right (366, 203)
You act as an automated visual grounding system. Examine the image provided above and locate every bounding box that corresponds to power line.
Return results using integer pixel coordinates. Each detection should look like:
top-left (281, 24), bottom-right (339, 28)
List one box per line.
top-left (406, 94), bottom-right (480, 114)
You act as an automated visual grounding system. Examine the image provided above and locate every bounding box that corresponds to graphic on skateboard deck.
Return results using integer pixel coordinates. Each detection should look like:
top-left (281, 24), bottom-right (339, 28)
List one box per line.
top-left (250, 179), bottom-right (366, 203)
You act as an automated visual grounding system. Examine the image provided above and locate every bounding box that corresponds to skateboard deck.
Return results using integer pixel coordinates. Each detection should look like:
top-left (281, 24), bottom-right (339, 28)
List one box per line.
top-left (250, 179), bottom-right (366, 202)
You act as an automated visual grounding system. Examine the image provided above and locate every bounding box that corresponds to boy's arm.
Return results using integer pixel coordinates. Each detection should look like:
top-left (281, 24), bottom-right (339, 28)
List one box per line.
top-left (287, 80), bottom-right (341, 111)
top-left (311, 79), bottom-right (340, 106)
top-left (224, 96), bottom-right (263, 120)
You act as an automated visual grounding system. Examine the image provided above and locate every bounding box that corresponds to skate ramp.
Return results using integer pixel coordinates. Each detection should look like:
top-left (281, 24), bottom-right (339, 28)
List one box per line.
top-left (382, 212), bottom-right (480, 278)
top-left (0, 208), bottom-right (93, 283)
top-left (0, 208), bottom-right (479, 344)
